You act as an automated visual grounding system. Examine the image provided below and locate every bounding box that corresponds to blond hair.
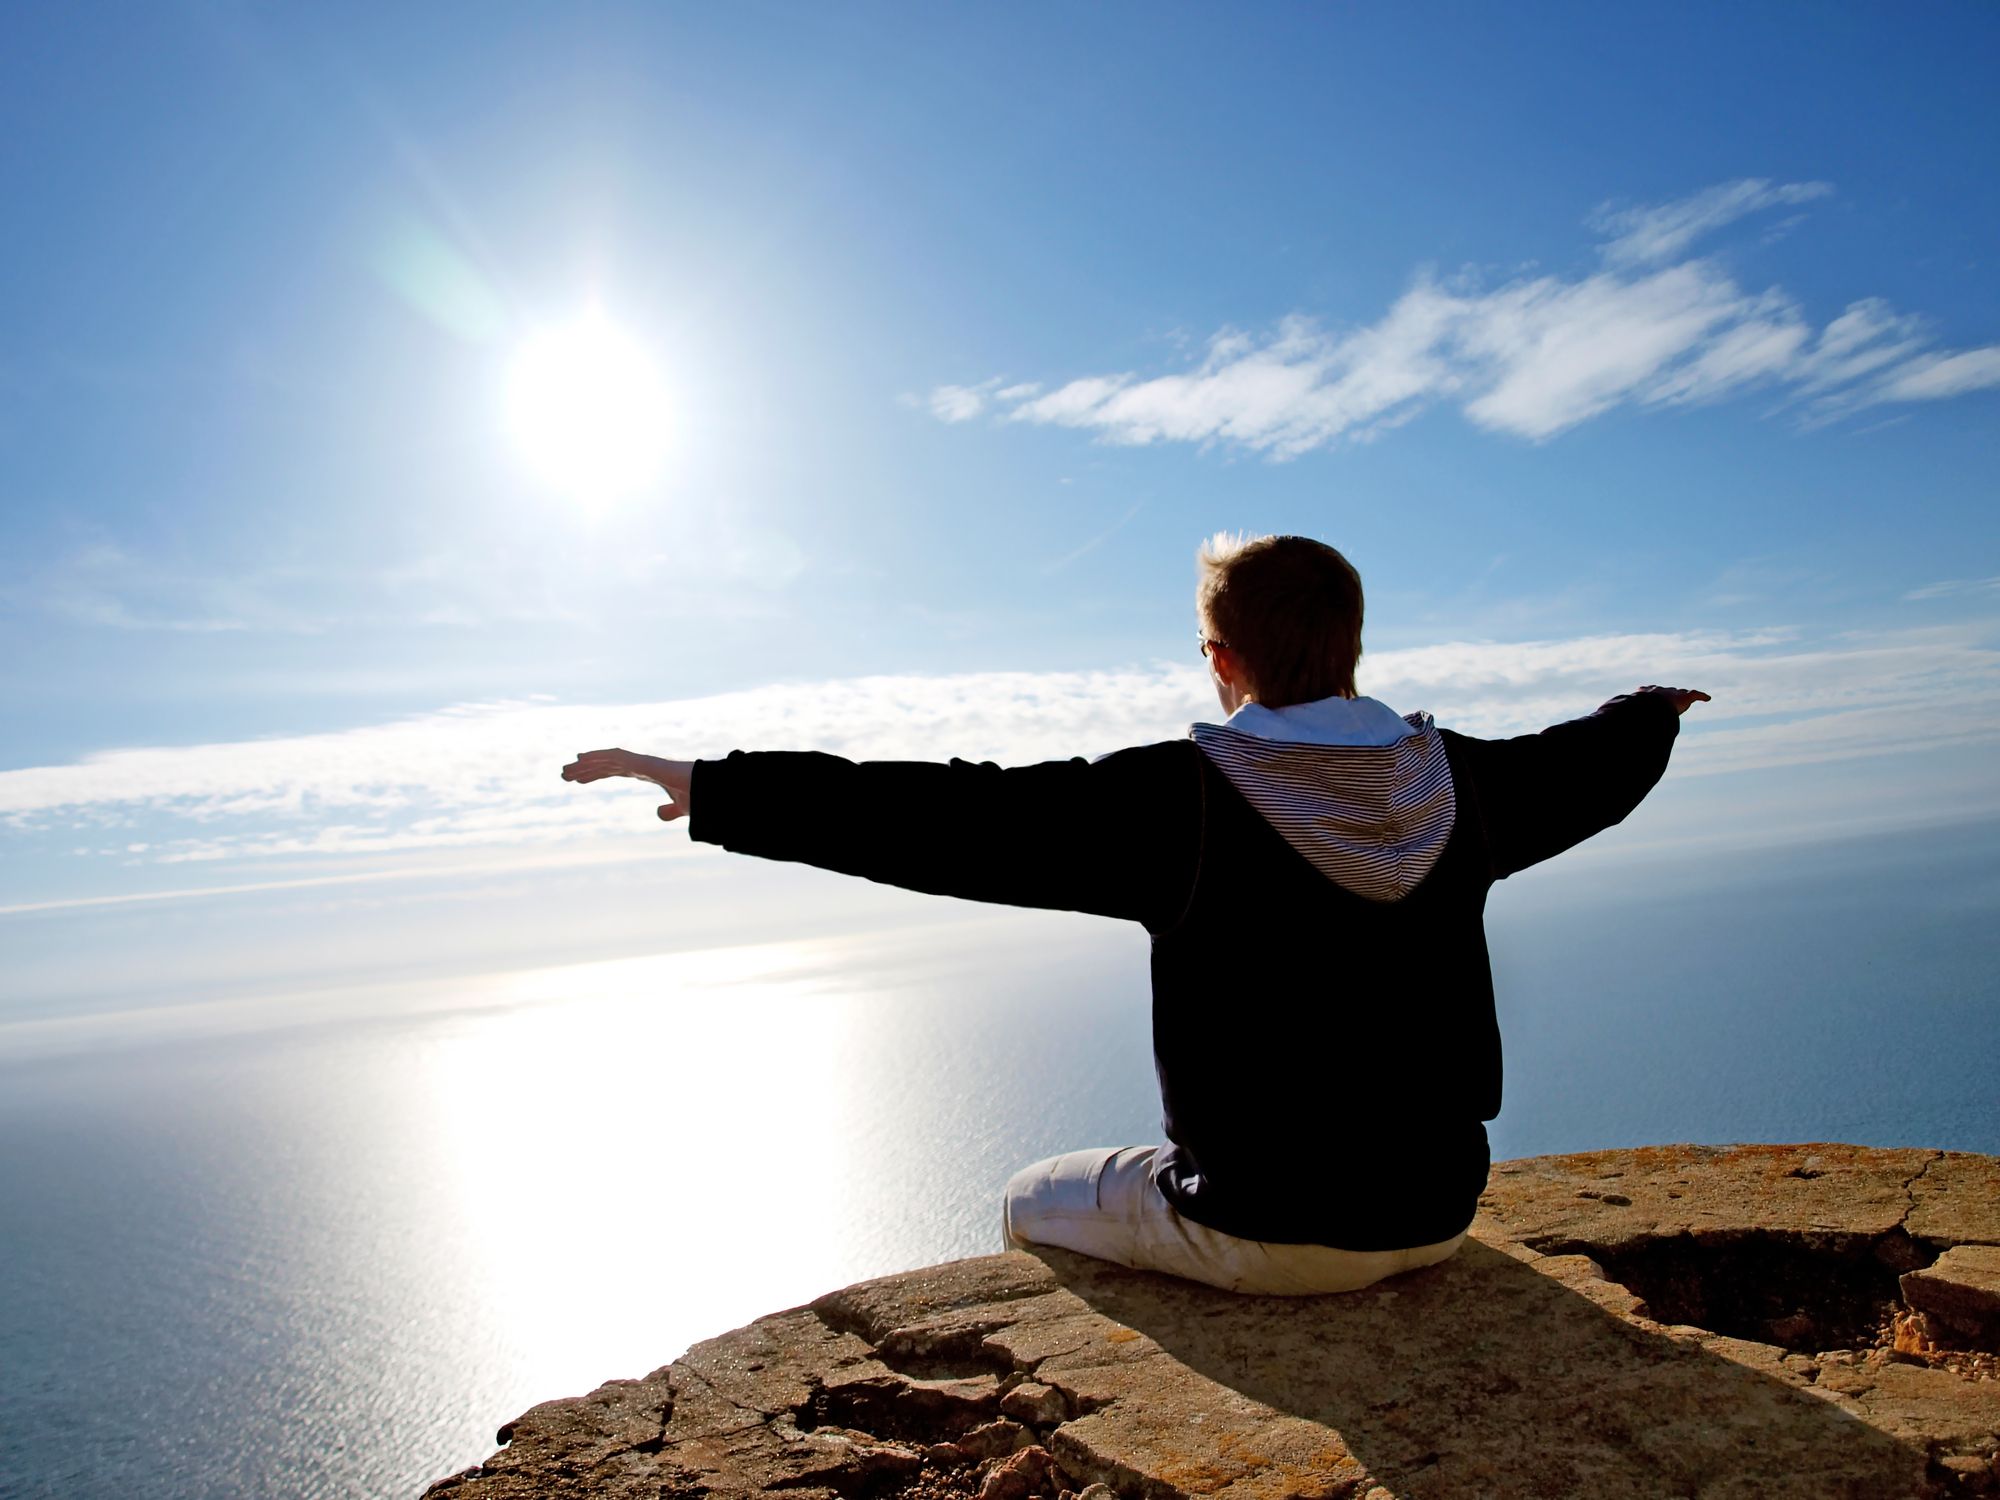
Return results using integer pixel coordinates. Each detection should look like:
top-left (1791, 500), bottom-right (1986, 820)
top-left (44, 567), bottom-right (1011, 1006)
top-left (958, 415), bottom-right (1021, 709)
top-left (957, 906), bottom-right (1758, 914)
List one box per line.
top-left (1195, 532), bottom-right (1364, 707)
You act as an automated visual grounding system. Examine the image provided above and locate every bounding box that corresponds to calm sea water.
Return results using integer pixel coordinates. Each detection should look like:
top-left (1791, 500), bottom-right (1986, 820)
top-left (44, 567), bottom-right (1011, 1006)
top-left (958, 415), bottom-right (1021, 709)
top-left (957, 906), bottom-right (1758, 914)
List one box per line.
top-left (2, 822), bottom-right (1996, 1499)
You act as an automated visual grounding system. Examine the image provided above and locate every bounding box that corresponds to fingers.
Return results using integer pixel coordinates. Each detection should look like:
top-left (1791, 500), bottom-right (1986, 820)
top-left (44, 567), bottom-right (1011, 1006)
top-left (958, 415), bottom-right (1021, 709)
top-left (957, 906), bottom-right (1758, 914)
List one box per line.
top-left (562, 749), bottom-right (633, 783)
top-left (559, 747), bottom-right (690, 828)
top-left (1631, 685), bottom-right (1711, 716)
top-left (563, 750), bottom-right (690, 799)
top-left (1635, 685), bottom-right (1712, 701)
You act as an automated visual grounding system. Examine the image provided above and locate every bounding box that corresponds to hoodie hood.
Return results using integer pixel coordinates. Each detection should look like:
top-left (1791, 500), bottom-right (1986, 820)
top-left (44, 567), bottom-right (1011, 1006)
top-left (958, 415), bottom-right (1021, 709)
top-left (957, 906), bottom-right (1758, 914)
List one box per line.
top-left (1188, 695), bottom-right (1456, 902)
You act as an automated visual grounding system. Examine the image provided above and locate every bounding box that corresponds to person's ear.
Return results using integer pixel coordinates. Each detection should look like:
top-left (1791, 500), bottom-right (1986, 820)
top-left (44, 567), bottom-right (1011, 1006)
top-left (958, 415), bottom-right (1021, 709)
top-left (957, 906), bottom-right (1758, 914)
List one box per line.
top-left (1228, 651), bottom-right (1258, 700)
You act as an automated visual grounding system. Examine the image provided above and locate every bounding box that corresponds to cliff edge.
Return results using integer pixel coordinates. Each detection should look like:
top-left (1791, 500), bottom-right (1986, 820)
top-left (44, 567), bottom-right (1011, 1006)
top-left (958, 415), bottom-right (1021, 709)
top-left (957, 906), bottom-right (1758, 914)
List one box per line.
top-left (425, 1144), bottom-right (2000, 1498)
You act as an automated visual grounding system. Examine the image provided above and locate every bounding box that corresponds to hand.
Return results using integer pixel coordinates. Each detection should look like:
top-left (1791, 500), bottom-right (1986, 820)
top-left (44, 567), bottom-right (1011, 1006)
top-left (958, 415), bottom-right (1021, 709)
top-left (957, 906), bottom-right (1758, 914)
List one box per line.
top-left (562, 748), bottom-right (695, 822)
top-left (1633, 684), bottom-right (1712, 716)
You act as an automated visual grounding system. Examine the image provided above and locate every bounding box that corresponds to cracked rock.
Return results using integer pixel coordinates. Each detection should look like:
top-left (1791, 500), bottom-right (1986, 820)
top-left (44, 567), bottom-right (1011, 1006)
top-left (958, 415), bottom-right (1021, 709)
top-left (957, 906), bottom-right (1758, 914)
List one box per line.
top-left (1904, 1246), bottom-right (2000, 1349)
top-left (954, 1419), bottom-right (1033, 1462)
top-left (999, 1382), bottom-right (1067, 1427)
top-left (977, 1445), bottom-right (1058, 1500)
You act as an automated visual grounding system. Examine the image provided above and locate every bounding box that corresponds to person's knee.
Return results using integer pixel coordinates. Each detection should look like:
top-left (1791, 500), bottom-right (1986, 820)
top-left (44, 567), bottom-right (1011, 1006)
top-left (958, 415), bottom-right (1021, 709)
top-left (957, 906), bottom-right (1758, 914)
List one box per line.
top-left (1000, 1180), bottom-right (1027, 1250)
top-left (1000, 1148), bottom-right (1131, 1255)
top-left (1001, 1156), bottom-right (1057, 1250)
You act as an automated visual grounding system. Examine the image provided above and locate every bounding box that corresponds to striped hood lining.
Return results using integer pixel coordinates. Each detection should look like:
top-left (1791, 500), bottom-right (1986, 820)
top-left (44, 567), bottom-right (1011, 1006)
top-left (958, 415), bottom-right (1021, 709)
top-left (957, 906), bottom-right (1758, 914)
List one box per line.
top-left (1188, 706), bottom-right (1456, 902)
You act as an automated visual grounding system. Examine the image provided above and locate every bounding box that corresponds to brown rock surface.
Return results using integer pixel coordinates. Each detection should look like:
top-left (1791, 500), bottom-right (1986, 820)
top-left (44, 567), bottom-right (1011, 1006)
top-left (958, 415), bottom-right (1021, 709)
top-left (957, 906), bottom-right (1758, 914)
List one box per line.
top-left (425, 1145), bottom-right (2000, 1499)
top-left (1906, 1246), bottom-right (2000, 1348)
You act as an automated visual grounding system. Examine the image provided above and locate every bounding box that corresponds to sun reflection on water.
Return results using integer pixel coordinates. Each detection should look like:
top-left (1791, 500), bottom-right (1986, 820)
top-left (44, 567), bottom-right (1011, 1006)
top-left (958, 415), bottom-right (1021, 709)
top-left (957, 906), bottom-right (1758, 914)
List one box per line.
top-left (0, 909), bottom-right (1156, 1496)
top-left (417, 940), bottom-right (868, 1394)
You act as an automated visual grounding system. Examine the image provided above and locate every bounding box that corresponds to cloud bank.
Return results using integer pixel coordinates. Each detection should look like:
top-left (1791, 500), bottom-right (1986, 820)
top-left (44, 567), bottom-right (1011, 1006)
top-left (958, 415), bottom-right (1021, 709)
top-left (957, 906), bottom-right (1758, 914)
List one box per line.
top-left (924, 180), bottom-right (2000, 455)
top-left (5, 616), bottom-right (1996, 897)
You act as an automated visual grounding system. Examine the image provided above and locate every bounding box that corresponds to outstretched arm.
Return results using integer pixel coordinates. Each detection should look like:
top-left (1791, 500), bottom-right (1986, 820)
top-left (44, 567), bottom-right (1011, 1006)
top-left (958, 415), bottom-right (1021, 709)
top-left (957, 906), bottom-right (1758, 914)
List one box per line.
top-left (562, 741), bottom-right (1203, 933)
top-left (1452, 684), bottom-right (1708, 879)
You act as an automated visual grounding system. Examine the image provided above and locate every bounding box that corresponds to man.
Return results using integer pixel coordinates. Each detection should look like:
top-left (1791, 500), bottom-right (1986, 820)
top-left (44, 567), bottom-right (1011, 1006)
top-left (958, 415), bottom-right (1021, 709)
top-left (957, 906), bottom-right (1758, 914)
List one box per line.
top-left (561, 533), bottom-right (1707, 1295)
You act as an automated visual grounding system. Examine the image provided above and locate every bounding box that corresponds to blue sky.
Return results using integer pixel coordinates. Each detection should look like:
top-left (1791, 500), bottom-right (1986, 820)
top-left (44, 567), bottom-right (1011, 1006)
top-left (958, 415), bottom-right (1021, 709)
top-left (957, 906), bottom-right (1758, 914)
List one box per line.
top-left (2, 3), bottom-right (1996, 1020)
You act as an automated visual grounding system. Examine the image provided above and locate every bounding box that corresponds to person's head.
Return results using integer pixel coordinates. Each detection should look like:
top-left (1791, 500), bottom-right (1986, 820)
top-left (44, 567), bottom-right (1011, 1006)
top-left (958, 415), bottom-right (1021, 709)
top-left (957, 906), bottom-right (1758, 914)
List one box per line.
top-left (1195, 531), bottom-right (1365, 713)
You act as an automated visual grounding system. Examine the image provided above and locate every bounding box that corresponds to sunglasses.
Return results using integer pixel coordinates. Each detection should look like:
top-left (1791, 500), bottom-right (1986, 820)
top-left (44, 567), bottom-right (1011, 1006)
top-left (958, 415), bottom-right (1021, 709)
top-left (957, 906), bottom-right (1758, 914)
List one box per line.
top-left (1198, 635), bottom-right (1232, 659)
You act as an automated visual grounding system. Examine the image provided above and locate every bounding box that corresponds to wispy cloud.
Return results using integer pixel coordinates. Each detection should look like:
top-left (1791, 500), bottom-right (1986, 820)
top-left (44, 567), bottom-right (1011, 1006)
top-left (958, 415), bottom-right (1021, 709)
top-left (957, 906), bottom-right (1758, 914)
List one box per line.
top-left (6, 617), bottom-right (1996, 900)
top-left (914, 378), bottom-right (1045, 422)
top-left (1905, 575), bottom-right (2000, 603)
top-left (0, 846), bottom-right (642, 917)
top-left (1873, 346), bottom-right (2000, 402)
top-left (925, 180), bottom-right (1999, 456)
top-left (924, 381), bottom-right (999, 423)
top-left (1041, 499), bottom-right (1144, 575)
top-left (0, 542), bottom-right (325, 634)
top-left (1588, 178), bottom-right (1833, 266)
top-left (2, 512), bottom-right (809, 640)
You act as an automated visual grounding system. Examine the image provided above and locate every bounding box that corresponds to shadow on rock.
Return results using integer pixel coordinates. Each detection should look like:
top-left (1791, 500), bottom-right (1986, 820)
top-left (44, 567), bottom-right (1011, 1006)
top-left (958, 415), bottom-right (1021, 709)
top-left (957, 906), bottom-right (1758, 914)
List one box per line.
top-left (1025, 1238), bottom-right (1943, 1499)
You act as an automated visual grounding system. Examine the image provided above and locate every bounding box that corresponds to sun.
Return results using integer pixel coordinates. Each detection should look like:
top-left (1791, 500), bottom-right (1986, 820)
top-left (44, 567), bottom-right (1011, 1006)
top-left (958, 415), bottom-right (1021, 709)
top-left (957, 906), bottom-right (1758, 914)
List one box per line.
top-left (504, 310), bottom-right (671, 504)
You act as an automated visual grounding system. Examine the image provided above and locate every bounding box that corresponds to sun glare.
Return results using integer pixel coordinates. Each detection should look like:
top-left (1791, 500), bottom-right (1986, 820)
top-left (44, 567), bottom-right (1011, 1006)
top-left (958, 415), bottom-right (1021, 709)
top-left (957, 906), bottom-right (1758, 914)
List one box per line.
top-left (504, 311), bottom-right (671, 504)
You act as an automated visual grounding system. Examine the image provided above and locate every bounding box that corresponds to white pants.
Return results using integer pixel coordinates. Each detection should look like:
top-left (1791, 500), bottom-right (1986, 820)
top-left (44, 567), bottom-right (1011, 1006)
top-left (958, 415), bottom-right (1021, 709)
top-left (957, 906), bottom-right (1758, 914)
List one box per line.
top-left (1002, 1145), bottom-right (1467, 1296)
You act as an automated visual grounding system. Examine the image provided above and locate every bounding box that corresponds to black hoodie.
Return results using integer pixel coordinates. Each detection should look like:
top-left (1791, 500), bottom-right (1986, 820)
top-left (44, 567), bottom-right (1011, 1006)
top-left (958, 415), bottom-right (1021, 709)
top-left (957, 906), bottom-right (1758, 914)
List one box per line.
top-left (688, 689), bottom-right (1681, 1250)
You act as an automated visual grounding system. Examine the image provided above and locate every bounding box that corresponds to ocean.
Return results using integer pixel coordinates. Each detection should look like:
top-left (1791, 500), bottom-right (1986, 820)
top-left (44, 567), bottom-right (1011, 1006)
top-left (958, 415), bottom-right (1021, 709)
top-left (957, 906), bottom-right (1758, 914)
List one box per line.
top-left (2, 819), bottom-right (1996, 1499)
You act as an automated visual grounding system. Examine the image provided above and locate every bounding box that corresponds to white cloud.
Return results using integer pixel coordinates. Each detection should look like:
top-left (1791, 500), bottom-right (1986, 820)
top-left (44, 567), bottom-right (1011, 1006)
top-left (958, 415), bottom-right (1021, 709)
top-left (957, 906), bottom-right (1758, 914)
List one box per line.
top-left (5, 618), bottom-right (1996, 895)
top-left (1009, 374), bottom-right (1137, 429)
top-left (924, 380), bottom-right (1001, 422)
top-left (1457, 263), bottom-right (1750, 438)
top-left (1873, 345), bottom-right (2000, 403)
top-left (928, 182), bottom-right (1996, 455)
top-left (1589, 178), bottom-right (1833, 266)
top-left (1793, 298), bottom-right (1929, 391)
top-left (1001, 296), bottom-right (1465, 458)
top-left (1643, 308), bottom-right (1811, 407)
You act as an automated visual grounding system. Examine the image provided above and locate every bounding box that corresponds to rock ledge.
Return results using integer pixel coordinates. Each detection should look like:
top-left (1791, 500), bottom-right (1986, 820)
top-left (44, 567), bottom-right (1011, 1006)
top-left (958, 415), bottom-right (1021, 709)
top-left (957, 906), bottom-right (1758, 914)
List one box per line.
top-left (426, 1144), bottom-right (2000, 1499)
